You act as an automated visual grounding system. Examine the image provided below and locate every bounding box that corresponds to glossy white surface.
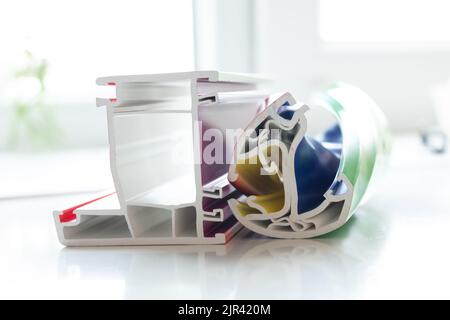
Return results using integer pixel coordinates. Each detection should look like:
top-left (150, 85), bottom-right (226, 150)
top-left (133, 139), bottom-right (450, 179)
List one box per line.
top-left (1, 135), bottom-right (450, 299)
top-left (0, 149), bottom-right (113, 199)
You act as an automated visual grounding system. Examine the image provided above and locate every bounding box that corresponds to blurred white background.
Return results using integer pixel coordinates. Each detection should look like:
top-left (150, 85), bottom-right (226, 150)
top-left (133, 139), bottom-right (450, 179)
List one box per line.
top-left (0, 0), bottom-right (449, 197)
top-left (195, 0), bottom-right (450, 132)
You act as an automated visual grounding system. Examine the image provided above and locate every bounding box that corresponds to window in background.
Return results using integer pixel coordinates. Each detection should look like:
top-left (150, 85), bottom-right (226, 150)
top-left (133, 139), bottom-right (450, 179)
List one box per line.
top-left (0, 0), bottom-right (194, 105)
top-left (319, 0), bottom-right (450, 44)
top-left (0, 0), bottom-right (194, 150)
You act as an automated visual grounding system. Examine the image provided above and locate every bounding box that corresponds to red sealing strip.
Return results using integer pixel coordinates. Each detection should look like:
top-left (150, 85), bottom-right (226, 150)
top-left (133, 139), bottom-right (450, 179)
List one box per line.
top-left (58, 192), bottom-right (115, 223)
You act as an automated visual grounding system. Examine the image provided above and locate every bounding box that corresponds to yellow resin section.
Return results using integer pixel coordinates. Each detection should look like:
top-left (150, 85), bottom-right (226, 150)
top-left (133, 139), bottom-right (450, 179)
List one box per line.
top-left (230, 145), bottom-right (285, 216)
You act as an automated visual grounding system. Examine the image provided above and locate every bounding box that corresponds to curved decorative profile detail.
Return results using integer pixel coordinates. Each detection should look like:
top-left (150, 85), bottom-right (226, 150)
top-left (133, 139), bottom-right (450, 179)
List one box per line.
top-left (228, 83), bottom-right (390, 238)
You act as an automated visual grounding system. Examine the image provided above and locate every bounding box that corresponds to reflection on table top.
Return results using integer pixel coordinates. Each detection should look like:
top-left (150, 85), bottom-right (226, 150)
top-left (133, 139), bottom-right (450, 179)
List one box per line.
top-left (1, 135), bottom-right (450, 299)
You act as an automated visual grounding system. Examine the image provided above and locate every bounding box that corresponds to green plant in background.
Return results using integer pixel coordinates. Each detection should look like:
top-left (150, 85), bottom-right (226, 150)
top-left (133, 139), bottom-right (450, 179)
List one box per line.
top-left (7, 50), bottom-right (62, 151)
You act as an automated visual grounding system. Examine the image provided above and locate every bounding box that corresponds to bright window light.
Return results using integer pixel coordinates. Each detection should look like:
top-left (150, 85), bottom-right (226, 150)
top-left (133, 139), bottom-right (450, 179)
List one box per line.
top-left (0, 0), bottom-right (194, 105)
top-left (319, 0), bottom-right (450, 43)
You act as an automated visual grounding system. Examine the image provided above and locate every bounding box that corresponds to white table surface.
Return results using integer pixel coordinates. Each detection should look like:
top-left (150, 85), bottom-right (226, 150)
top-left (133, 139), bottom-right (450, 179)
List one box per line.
top-left (1, 135), bottom-right (450, 299)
